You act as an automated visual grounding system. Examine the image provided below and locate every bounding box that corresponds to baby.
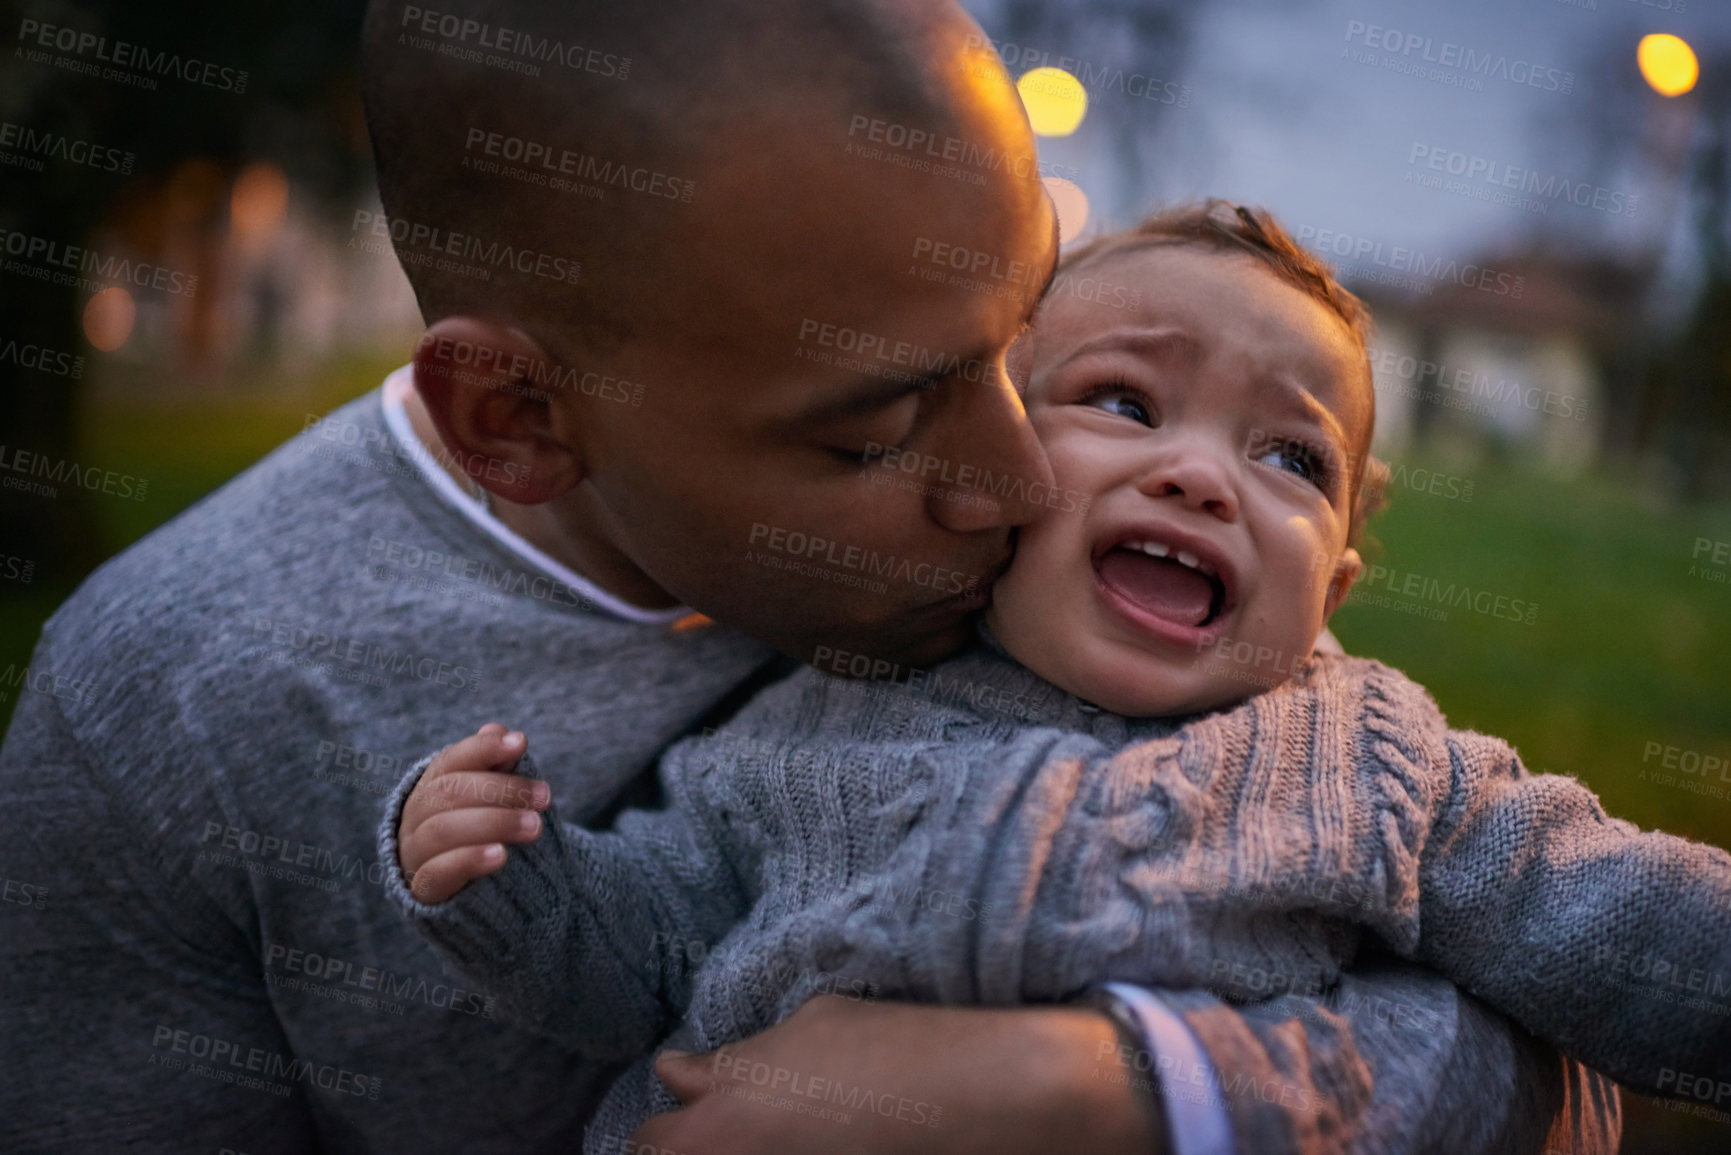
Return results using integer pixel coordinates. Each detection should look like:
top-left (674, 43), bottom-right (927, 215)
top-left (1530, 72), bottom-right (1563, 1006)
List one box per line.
top-left (382, 201), bottom-right (1731, 1147)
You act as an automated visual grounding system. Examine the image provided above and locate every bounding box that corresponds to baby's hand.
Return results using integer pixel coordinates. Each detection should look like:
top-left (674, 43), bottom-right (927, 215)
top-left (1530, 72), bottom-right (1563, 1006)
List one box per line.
top-left (397, 723), bottom-right (551, 904)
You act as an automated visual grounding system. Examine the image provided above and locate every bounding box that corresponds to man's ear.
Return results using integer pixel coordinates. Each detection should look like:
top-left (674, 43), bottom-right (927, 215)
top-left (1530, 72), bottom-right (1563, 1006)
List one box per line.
top-left (1321, 546), bottom-right (1364, 622)
top-left (412, 316), bottom-right (585, 505)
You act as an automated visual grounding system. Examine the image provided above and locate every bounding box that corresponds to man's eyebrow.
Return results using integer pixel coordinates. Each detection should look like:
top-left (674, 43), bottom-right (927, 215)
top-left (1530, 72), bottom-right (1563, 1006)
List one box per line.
top-left (789, 374), bottom-right (939, 427)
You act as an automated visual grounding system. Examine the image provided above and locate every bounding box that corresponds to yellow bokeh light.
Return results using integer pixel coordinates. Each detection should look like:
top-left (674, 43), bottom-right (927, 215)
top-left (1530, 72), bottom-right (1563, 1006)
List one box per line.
top-left (83, 286), bottom-right (136, 352)
top-left (1042, 177), bottom-right (1090, 244)
top-left (1638, 33), bottom-right (1698, 97)
top-left (1017, 67), bottom-right (1087, 137)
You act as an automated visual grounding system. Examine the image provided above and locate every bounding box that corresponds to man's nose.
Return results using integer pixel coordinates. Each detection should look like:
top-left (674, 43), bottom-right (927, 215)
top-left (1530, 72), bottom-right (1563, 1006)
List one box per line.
top-left (1136, 440), bottom-right (1239, 522)
top-left (920, 365), bottom-right (1056, 533)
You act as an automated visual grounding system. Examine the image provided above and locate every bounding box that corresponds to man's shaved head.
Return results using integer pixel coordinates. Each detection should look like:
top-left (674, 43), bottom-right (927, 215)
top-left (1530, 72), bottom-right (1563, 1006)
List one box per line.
top-left (367, 0), bottom-right (1060, 668)
top-left (362, 0), bottom-right (1008, 355)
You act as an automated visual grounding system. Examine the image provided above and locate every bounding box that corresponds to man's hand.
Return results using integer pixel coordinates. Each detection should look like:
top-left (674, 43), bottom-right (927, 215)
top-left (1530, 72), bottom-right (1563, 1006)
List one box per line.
top-left (397, 723), bottom-right (551, 903)
top-left (631, 996), bottom-right (1166, 1155)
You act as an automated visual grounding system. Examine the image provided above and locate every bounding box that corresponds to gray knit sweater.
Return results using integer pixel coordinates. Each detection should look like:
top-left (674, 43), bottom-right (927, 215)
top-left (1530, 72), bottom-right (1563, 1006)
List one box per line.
top-left (383, 632), bottom-right (1725, 1150)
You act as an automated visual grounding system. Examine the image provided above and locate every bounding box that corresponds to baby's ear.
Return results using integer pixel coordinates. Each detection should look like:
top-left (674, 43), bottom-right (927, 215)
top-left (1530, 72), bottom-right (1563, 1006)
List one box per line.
top-left (1321, 547), bottom-right (1364, 621)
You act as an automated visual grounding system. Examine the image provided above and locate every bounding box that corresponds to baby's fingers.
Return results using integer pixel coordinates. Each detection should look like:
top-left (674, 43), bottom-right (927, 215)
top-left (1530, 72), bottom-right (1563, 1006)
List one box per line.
top-left (410, 770), bottom-right (550, 823)
top-left (407, 844), bottom-right (508, 905)
top-left (401, 804), bottom-right (542, 878)
top-left (424, 724), bottom-right (525, 783)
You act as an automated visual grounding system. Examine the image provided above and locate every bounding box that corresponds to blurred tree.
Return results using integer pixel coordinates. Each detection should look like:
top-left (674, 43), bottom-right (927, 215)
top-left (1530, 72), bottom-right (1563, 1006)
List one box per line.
top-left (0, 0), bottom-right (371, 583)
top-left (1543, 33), bottom-right (1731, 498)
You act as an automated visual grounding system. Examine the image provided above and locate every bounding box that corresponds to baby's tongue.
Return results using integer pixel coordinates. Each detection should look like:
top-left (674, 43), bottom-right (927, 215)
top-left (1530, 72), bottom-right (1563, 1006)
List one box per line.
top-left (1099, 549), bottom-right (1214, 627)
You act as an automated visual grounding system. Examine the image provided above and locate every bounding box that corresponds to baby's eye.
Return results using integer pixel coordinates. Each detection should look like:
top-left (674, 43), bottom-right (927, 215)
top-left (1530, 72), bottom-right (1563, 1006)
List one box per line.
top-left (1253, 437), bottom-right (1330, 487)
top-left (1079, 381), bottom-right (1155, 427)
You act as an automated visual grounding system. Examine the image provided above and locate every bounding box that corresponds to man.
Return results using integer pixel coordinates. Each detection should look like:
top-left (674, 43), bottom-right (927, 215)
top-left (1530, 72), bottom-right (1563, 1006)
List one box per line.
top-left (0, 1), bottom-right (1616, 1152)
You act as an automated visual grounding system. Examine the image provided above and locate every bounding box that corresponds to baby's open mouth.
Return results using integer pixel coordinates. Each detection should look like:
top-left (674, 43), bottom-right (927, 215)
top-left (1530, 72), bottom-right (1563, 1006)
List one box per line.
top-left (1097, 539), bottom-right (1227, 629)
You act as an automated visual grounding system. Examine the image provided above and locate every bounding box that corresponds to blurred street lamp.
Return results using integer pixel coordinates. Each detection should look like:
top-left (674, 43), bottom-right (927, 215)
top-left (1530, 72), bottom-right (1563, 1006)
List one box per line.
top-left (1639, 33), bottom-right (1699, 98)
top-left (1017, 67), bottom-right (1087, 136)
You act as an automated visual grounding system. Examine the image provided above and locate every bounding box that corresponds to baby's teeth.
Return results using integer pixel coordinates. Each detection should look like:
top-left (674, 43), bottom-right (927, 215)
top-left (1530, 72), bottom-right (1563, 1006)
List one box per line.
top-left (1176, 549), bottom-right (1200, 569)
top-left (1144, 542), bottom-right (1169, 558)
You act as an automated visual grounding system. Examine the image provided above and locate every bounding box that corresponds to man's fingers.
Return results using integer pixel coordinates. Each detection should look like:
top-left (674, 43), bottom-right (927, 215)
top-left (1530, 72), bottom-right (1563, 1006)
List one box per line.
top-left (627, 1110), bottom-right (692, 1155)
top-left (402, 805), bottom-right (542, 875)
top-left (654, 1047), bottom-right (713, 1105)
top-left (407, 844), bottom-right (506, 904)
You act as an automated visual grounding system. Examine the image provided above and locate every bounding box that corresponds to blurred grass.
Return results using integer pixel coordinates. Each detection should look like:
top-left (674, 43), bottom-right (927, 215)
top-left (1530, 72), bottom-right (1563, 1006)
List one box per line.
top-left (0, 351), bottom-right (405, 732)
top-left (1332, 454), bottom-right (1731, 853)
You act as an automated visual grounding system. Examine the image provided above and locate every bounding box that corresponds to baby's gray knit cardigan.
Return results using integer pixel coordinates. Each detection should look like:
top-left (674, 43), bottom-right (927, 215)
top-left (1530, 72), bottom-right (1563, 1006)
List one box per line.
top-left (381, 638), bottom-right (1731, 1149)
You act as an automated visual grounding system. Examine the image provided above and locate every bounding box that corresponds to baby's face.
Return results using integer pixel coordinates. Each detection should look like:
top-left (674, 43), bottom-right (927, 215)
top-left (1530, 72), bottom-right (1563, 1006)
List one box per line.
top-left (988, 246), bottom-right (1371, 717)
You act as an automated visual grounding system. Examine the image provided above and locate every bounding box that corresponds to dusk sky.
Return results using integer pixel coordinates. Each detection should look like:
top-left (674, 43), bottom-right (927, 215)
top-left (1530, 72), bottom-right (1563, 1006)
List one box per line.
top-left (966, 0), bottom-right (1729, 311)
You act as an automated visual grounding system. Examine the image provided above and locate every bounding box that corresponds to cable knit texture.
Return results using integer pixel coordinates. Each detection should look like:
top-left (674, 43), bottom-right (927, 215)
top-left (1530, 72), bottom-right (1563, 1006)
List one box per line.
top-left (382, 633), bottom-right (1722, 1152)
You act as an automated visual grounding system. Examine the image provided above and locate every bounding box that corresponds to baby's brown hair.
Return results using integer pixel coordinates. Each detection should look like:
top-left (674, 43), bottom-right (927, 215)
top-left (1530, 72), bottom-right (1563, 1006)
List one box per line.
top-left (1057, 200), bottom-right (1389, 547)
